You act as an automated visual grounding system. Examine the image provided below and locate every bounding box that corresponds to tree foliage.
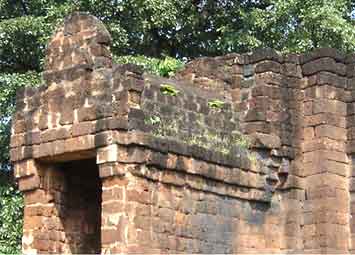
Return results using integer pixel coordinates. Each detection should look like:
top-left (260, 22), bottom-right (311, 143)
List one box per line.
top-left (223, 0), bottom-right (355, 53)
top-left (0, 179), bottom-right (23, 254)
top-left (1, 0), bottom-right (354, 72)
top-left (114, 55), bottom-right (184, 77)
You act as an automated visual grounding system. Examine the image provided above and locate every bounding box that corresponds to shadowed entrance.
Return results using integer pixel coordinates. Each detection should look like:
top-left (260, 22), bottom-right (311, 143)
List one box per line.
top-left (57, 158), bottom-right (101, 254)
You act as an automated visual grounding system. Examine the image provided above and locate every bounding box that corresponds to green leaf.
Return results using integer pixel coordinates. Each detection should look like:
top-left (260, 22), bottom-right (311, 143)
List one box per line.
top-left (208, 99), bottom-right (225, 109)
top-left (160, 84), bottom-right (179, 96)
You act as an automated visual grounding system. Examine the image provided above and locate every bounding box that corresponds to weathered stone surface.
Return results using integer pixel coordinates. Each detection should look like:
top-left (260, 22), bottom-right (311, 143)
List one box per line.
top-left (250, 133), bottom-right (281, 149)
top-left (10, 11), bottom-right (355, 255)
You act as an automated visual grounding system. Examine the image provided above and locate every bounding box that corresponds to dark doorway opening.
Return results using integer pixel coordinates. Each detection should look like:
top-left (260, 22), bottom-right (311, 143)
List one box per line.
top-left (58, 158), bottom-right (102, 254)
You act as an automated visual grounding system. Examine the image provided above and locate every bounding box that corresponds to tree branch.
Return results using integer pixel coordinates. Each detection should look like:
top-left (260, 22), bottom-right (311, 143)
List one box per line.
top-left (19, 0), bottom-right (28, 15)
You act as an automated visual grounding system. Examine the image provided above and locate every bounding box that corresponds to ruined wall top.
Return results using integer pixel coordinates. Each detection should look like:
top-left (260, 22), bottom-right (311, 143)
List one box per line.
top-left (9, 12), bottom-right (355, 204)
top-left (11, 12), bottom-right (355, 254)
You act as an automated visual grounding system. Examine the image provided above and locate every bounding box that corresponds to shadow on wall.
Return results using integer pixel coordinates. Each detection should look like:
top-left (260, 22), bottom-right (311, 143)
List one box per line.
top-left (52, 158), bottom-right (102, 254)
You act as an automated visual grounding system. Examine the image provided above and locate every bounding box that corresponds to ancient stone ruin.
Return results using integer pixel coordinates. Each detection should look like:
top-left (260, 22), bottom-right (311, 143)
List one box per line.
top-left (9, 12), bottom-right (355, 254)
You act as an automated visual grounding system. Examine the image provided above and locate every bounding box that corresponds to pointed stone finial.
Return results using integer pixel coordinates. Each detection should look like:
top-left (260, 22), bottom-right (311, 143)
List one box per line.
top-left (43, 12), bottom-right (112, 83)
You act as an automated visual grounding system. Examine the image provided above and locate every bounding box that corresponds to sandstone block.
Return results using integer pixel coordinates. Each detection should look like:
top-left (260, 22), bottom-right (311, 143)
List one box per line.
top-left (250, 132), bottom-right (281, 149)
top-left (315, 125), bottom-right (346, 141)
top-left (18, 175), bottom-right (41, 191)
top-left (101, 228), bottom-right (121, 245)
top-left (14, 159), bottom-right (38, 179)
top-left (255, 61), bottom-right (281, 73)
top-left (97, 144), bottom-right (119, 164)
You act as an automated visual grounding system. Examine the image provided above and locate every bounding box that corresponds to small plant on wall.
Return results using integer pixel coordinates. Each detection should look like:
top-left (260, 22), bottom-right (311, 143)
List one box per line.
top-left (160, 84), bottom-right (179, 96)
top-left (208, 99), bottom-right (225, 109)
top-left (144, 115), bottom-right (161, 125)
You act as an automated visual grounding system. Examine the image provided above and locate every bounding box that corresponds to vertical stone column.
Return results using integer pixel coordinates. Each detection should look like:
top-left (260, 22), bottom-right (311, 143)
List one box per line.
top-left (277, 54), bottom-right (305, 252)
top-left (97, 144), bottom-right (127, 254)
top-left (240, 51), bottom-right (305, 252)
top-left (301, 51), bottom-right (349, 253)
top-left (346, 54), bottom-right (355, 252)
top-left (350, 154), bottom-right (355, 253)
top-left (15, 160), bottom-right (66, 254)
top-left (98, 145), bottom-right (169, 254)
top-left (15, 159), bottom-right (42, 255)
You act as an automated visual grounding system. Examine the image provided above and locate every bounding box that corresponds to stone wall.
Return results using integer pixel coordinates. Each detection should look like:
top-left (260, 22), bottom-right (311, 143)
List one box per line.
top-left (9, 12), bottom-right (355, 254)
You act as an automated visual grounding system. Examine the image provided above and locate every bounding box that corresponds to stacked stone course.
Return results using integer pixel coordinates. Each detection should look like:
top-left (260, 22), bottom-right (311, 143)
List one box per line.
top-left (9, 12), bottom-right (355, 254)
